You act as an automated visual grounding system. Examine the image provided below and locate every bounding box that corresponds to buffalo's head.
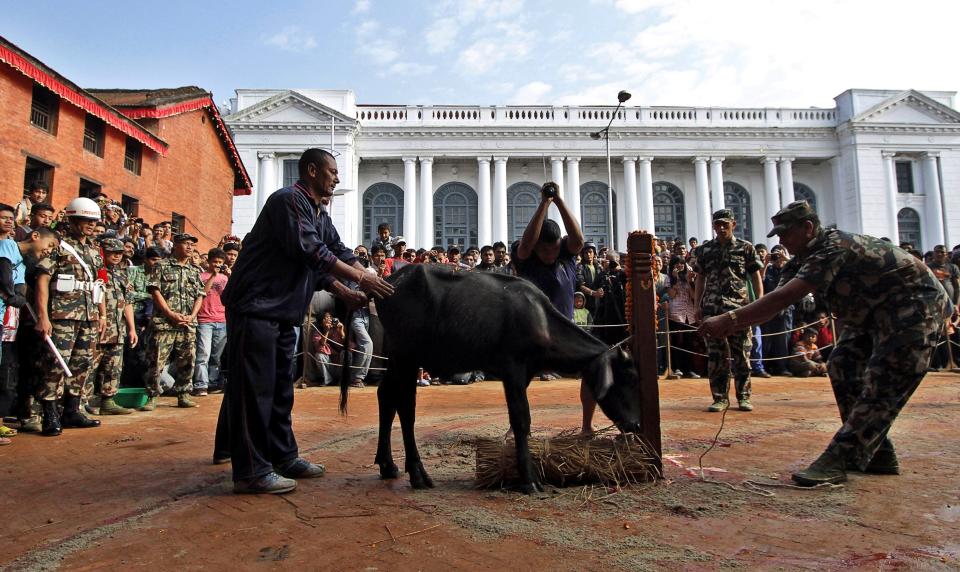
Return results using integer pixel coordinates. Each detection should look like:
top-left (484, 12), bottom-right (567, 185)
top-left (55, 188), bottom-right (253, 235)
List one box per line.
top-left (582, 347), bottom-right (642, 434)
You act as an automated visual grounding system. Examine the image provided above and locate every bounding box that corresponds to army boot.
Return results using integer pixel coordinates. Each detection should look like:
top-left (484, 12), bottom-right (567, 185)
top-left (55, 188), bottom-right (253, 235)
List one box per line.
top-left (863, 440), bottom-right (900, 475)
top-left (177, 394), bottom-right (198, 408)
top-left (139, 397), bottom-right (157, 412)
top-left (792, 449), bottom-right (847, 486)
top-left (60, 395), bottom-right (101, 429)
top-left (100, 397), bottom-right (134, 415)
top-left (707, 399), bottom-right (729, 412)
top-left (40, 400), bottom-right (62, 437)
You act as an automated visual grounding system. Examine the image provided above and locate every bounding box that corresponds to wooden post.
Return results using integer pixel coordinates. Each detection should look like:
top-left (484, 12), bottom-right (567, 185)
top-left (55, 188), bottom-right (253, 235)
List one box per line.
top-left (627, 231), bottom-right (663, 475)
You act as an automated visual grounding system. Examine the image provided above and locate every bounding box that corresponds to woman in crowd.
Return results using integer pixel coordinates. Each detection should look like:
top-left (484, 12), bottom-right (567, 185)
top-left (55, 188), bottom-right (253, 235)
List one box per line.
top-left (665, 256), bottom-right (701, 378)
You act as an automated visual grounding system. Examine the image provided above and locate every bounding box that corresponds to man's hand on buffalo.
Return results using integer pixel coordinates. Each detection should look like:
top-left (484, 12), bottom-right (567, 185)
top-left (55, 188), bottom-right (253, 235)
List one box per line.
top-left (357, 271), bottom-right (394, 299)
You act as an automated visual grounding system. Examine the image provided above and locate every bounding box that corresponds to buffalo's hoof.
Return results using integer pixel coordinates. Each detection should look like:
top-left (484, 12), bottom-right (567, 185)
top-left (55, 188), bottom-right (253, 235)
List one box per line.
top-left (519, 481), bottom-right (544, 495)
top-left (408, 462), bottom-right (435, 490)
top-left (379, 462), bottom-right (400, 480)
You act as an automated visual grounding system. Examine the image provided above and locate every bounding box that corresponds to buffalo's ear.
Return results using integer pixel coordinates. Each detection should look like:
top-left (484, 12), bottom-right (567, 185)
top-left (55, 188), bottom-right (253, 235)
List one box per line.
top-left (583, 351), bottom-right (614, 401)
top-left (617, 347), bottom-right (630, 363)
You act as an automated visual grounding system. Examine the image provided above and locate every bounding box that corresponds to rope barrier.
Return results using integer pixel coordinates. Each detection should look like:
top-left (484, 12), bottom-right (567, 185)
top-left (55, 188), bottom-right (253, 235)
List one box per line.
top-left (667, 343), bottom-right (835, 361)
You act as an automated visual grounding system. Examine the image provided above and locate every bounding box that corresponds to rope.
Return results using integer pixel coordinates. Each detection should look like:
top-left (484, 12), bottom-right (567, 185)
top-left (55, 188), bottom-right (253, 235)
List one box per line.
top-left (311, 321), bottom-right (391, 361)
top-left (667, 343), bottom-right (835, 360)
top-left (661, 317), bottom-right (833, 338)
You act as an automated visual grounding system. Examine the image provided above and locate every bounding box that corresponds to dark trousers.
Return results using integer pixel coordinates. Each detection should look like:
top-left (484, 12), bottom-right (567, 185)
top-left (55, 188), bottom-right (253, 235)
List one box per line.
top-left (223, 313), bottom-right (299, 482)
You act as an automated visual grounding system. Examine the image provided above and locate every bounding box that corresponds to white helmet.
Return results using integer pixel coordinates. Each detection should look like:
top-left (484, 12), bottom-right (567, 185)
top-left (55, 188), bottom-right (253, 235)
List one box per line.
top-left (64, 197), bottom-right (101, 221)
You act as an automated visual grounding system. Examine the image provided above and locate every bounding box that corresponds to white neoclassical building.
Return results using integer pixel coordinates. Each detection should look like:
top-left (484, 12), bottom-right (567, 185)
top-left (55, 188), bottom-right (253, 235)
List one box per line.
top-left (224, 88), bottom-right (960, 252)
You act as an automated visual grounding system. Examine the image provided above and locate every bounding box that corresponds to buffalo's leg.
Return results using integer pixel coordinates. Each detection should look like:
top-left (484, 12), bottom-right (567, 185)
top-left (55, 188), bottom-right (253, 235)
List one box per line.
top-left (375, 376), bottom-right (400, 479)
top-left (502, 373), bottom-right (541, 494)
top-left (395, 363), bottom-right (433, 489)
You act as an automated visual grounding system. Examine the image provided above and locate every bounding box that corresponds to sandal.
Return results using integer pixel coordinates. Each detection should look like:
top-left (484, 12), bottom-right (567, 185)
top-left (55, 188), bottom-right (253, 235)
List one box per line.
top-left (0, 436), bottom-right (11, 446)
top-left (0, 426), bottom-right (17, 437)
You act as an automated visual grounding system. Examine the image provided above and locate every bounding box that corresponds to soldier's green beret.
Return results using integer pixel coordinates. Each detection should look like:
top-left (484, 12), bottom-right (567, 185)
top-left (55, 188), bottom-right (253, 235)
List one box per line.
top-left (712, 209), bottom-right (735, 223)
top-left (100, 238), bottom-right (125, 252)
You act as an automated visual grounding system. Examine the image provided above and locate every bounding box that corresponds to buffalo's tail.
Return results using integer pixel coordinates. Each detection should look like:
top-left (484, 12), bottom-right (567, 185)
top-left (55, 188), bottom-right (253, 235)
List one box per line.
top-left (338, 310), bottom-right (354, 415)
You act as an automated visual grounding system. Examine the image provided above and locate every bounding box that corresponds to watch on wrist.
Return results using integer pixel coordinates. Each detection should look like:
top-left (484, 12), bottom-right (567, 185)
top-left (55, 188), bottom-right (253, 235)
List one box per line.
top-left (727, 310), bottom-right (738, 324)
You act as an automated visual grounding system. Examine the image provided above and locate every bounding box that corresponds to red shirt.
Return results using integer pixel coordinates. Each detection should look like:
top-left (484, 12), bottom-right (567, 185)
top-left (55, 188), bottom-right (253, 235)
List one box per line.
top-left (197, 272), bottom-right (228, 323)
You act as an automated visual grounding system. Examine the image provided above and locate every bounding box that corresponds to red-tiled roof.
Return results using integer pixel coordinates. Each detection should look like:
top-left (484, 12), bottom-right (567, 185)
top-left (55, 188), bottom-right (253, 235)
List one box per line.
top-left (0, 35), bottom-right (168, 155)
top-left (91, 88), bottom-right (252, 196)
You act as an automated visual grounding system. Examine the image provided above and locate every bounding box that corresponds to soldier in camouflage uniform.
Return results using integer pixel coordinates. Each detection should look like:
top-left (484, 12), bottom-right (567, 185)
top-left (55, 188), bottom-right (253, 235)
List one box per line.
top-left (85, 238), bottom-right (138, 415)
top-left (693, 209), bottom-right (764, 413)
top-left (34, 197), bottom-right (107, 436)
top-left (142, 233), bottom-right (205, 410)
top-left (700, 201), bottom-right (951, 486)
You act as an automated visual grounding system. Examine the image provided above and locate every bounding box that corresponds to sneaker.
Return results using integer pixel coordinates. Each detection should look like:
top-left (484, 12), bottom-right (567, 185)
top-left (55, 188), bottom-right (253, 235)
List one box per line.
top-left (737, 399), bottom-right (754, 412)
top-left (18, 417), bottom-right (41, 433)
top-left (208, 386), bottom-right (224, 394)
top-left (792, 449), bottom-right (847, 486)
top-left (673, 370), bottom-right (684, 377)
top-left (684, 372), bottom-right (701, 379)
top-left (0, 436), bottom-right (10, 446)
top-left (349, 380), bottom-right (365, 389)
top-left (177, 394), bottom-right (199, 408)
top-left (274, 457), bottom-right (325, 479)
top-left (233, 472), bottom-right (297, 495)
top-left (193, 388), bottom-right (209, 397)
top-left (707, 399), bottom-right (729, 413)
top-left (417, 379), bottom-right (431, 387)
top-left (752, 370), bottom-right (772, 378)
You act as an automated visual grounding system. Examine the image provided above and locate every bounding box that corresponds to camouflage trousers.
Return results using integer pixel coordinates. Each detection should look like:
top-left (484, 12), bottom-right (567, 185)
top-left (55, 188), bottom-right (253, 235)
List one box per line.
top-left (38, 319), bottom-right (99, 401)
top-left (83, 343), bottom-right (124, 401)
top-left (824, 320), bottom-right (939, 471)
top-left (705, 327), bottom-right (752, 401)
top-left (147, 327), bottom-right (196, 397)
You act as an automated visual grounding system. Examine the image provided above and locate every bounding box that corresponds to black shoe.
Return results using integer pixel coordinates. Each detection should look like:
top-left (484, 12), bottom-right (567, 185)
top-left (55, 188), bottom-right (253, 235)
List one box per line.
top-left (233, 472), bottom-right (296, 494)
top-left (792, 449), bottom-right (847, 486)
top-left (212, 454), bottom-right (232, 465)
top-left (61, 395), bottom-right (101, 429)
top-left (40, 400), bottom-right (62, 437)
top-left (274, 457), bottom-right (326, 479)
top-left (752, 370), bottom-right (772, 378)
top-left (862, 441), bottom-right (900, 475)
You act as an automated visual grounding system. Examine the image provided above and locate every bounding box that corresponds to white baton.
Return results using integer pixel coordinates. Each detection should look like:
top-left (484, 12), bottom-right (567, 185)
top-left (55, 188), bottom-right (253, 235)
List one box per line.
top-left (24, 303), bottom-right (73, 378)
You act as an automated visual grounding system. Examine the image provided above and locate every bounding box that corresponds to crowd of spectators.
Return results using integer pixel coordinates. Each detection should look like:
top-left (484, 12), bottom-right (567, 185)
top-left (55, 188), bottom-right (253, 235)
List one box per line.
top-left (4, 181), bottom-right (959, 448)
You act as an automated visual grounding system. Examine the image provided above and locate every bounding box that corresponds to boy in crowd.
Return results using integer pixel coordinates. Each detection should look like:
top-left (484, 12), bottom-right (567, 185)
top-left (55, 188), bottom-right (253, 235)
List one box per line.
top-left (789, 328), bottom-right (828, 377)
top-left (194, 248), bottom-right (229, 396)
top-left (221, 242), bottom-right (240, 276)
top-left (85, 238), bottom-right (138, 415)
top-left (573, 292), bottom-right (592, 327)
top-left (15, 203), bottom-right (55, 241)
top-left (371, 222), bottom-right (393, 253)
top-left (14, 182), bottom-right (48, 227)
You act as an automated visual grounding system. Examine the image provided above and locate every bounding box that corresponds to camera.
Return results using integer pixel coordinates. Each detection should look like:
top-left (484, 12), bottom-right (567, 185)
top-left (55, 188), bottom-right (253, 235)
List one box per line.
top-left (541, 182), bottom-right (559, 199)
top-left (331, 318), bottom-right (340, 326)
top-left (771, 252), bottom-right (782, 261)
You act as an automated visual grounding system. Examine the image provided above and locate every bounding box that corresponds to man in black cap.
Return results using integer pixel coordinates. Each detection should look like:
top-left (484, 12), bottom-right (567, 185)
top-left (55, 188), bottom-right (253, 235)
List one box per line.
top-left (692, 209), bottom-right (763, 413)
top-left (511, 183), bottom-right (593, 426)
top-left (143, 232), bottom-right (205, 410)
top-left (700, 200), bottom-right (950, 486)
top-left (219, 148), bottom-right (393, 494)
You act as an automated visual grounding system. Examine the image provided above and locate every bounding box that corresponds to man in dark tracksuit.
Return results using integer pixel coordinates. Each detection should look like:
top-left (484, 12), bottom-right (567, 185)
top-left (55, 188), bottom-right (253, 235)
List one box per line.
top-left (219, 148), bottom-right (393, 494)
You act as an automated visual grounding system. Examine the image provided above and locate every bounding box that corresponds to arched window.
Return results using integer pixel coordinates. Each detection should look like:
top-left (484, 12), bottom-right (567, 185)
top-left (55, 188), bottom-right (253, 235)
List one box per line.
top-left (723, 181), bottom-right (752, 242)
top-left (434, 182), bottom-right (478, 249)
top-left (653, 181), bottom-right (685, 242)
top-left (794, 183), bottom-right (817, 212)
top-left (898, 207), bottom-right (922, 250)
top-left (580, 181), bottom-right (617, 248)
top-left (507, 182), bottom-right (540, 243)
top-left (362, 183), bottom-right (404, 246)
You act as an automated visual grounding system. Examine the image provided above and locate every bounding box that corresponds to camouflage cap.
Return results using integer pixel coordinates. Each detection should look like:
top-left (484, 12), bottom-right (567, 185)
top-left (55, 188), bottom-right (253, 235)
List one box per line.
top-left (173, 233), bottom-right (199, 244)
top-left (100, 237), bottom-right (125, 252)
top-left (767, 200), bottom-right (816, 237)
top-left (712, 209), bottom-right (735, 223)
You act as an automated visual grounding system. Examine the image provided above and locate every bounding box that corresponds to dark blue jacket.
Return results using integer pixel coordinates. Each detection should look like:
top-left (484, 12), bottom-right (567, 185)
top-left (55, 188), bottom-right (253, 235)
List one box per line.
top-left (222, 181), bottom-right (356, 324)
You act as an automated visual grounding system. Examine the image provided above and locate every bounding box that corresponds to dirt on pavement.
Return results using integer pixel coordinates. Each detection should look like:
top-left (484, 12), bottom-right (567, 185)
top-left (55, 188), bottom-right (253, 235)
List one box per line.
top-left (1, 374), bottom-right (958, 571)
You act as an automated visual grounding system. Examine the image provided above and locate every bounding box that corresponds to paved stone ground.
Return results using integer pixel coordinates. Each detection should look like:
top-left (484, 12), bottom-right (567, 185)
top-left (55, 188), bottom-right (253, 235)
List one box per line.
top-left (1, 374), bottom-right (958, 571)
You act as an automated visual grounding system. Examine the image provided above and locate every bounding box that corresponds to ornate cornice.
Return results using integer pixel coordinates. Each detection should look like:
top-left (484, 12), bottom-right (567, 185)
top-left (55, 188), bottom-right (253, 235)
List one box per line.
top-left (355, 127), bottom-right (837, 140)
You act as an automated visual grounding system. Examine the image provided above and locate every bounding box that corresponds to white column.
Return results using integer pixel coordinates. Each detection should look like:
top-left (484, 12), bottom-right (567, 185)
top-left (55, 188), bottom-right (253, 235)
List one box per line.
top-left (709, 157), bottom-right (725, 212)
top-left (566, 157), bottom-right (581, 226)
top-left (419, 157), bottom-right (434, 248)
top-left (693, 157), bottom-right (711, 241)
top-left (621, 157), bottom-right (639, 234)
top-left (549, 157), bottom-right (565, 221)
top-left (257, 152), bottom-right (276, 213)
top-left (275, 155), bottom-right (286, 192)
top-left (477, 157), bottom-right (492, 247)
top-left (493, 157), bottom-right (508, 243)
top-left (762, 156), bottom-right (780, 237)
top-left (779, 157), bottom-right (795, 206)
top-left (923, 152), bottom-right (945, 246)
top-left (882, 152), bottom-right (899, 242)
top-left (402, 157), bottom-right (418, 247)
top-left (638, 157), bottom-right (655, 233)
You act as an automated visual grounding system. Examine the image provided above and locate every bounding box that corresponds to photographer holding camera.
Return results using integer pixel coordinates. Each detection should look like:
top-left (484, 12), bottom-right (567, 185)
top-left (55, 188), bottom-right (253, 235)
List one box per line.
top-left (760, 244), bottom-right (793, 375)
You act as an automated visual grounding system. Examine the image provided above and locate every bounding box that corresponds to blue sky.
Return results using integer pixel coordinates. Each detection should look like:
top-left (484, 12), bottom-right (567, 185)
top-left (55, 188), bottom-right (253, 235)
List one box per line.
top-left (6, 0), bottom-right (959, 110)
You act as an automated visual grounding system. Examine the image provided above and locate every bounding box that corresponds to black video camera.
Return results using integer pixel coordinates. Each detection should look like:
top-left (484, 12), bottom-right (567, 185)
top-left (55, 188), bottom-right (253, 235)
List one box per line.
top-left (541, 182), bottom-right (559, 199)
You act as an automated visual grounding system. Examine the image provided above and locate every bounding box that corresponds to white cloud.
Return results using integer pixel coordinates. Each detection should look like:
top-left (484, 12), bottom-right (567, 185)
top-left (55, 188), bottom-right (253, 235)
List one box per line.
top-left (353, 0), bottom-right (371, 13)
top-left (355, 19), bottom-right (400, 66)
top-left (509, 81), bottom-right (552, 104)
top-left (456, 22), bottom-right (531, 75)
top-left (264, 26), bottom-right (317, 52)
top-left (386, 61), bottom-right (436, 76)
top-left (425, 17), bottom-right (458, 54)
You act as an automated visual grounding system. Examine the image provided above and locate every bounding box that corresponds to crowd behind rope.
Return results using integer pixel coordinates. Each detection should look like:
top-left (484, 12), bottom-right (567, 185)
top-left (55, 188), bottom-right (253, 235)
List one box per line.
top-left (2, 181), bottom-right (959, 447)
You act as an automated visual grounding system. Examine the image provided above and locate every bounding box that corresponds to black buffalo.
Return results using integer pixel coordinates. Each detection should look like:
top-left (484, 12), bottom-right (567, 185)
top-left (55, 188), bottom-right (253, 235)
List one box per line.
top-left (341, 264), bottom-right (641, 494)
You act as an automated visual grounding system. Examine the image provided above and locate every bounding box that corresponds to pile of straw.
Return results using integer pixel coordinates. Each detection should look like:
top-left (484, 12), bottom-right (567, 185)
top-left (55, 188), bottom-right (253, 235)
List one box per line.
top-left (475, 428), bottom-right (660, 489)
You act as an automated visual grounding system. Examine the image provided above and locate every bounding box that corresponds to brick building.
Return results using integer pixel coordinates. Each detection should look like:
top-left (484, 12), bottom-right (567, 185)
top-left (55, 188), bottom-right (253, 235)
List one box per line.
top-left (0, 36), bottom-right (250, 249)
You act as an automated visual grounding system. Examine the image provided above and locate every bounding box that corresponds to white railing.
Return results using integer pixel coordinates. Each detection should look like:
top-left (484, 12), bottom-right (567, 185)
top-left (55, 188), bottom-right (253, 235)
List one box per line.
top-left (356, 105), bottom-right (837, 128)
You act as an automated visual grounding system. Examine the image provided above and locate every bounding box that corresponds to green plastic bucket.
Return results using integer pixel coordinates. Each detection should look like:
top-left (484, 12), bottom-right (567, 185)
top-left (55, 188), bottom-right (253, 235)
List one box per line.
top-left (114, 387), bottom-right (148, 409)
